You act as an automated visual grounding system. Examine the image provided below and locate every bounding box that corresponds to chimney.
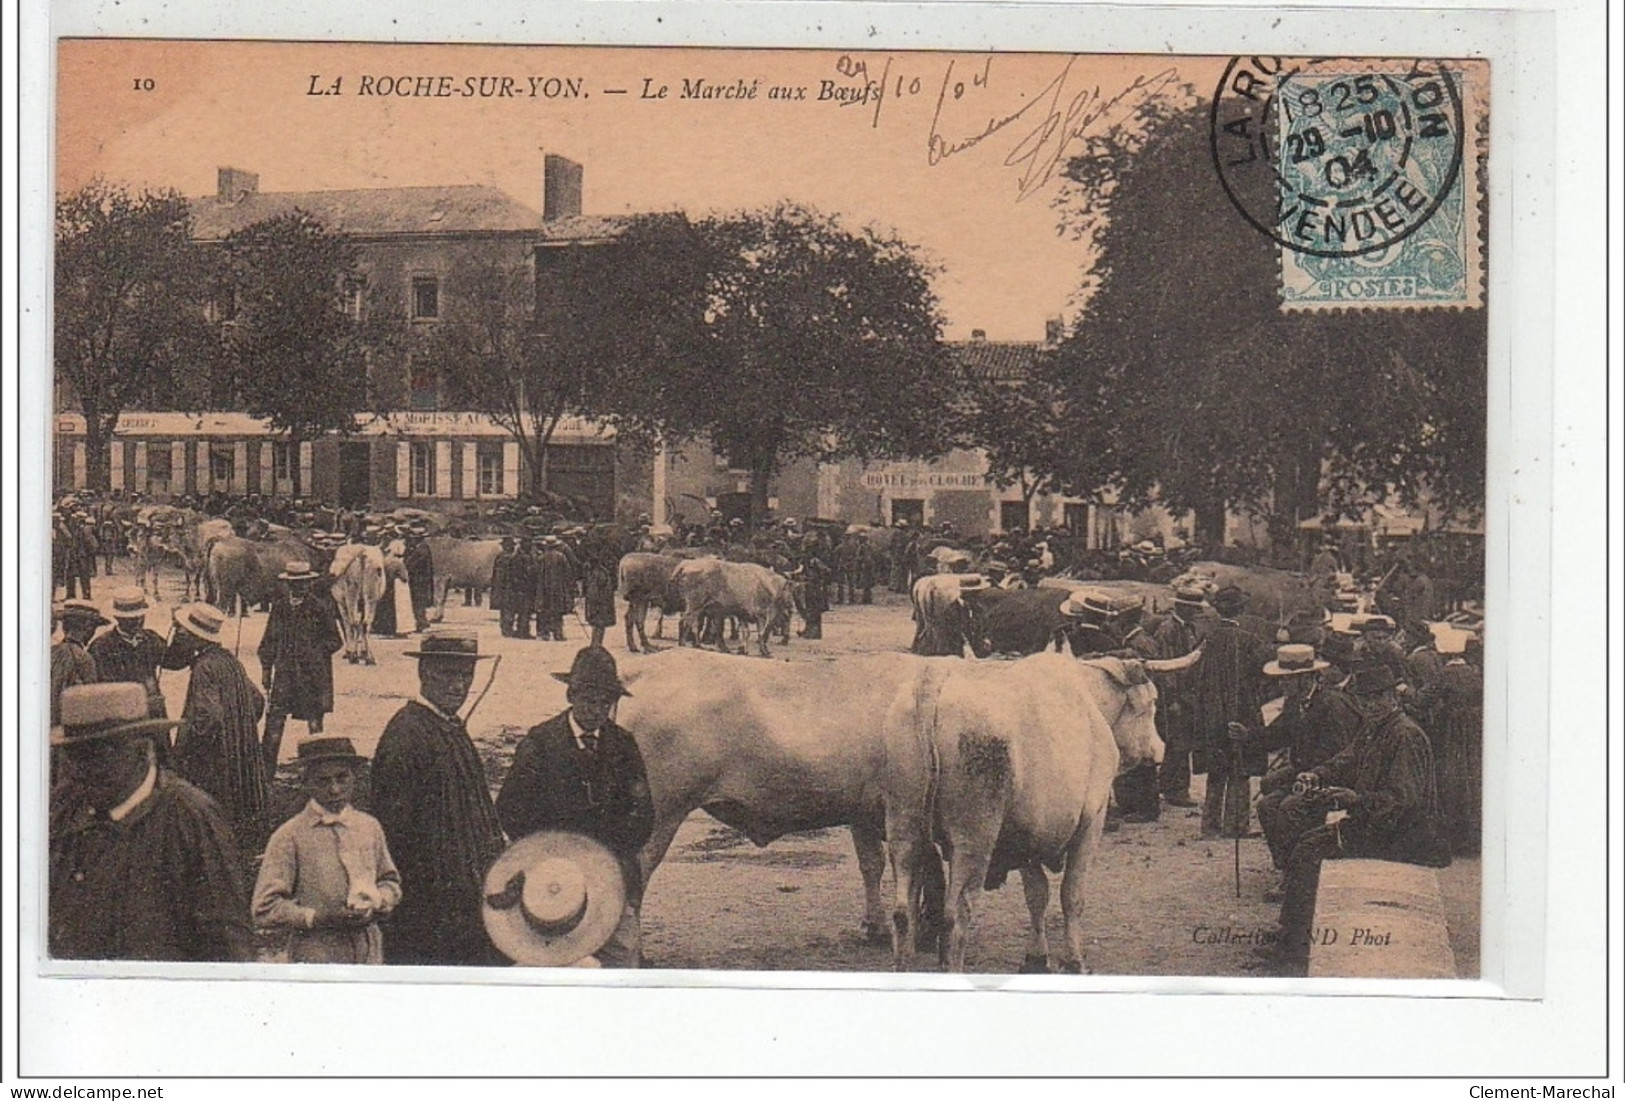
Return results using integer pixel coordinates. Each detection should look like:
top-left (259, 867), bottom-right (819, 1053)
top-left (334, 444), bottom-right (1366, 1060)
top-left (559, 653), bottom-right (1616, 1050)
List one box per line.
top-left (1045, 316), bottom-right (1064, 345)
top-left (543, 154), bottom-right (583, 222)
top-left (970, 329), bottom-right (987, 342)
top-left (217, 167), bottom-right (259, 203)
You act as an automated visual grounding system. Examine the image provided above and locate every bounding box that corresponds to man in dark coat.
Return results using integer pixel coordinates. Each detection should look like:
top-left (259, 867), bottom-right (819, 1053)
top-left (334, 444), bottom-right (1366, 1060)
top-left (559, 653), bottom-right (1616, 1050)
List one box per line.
top-left (49, 682), bottom-right (253, 962)
top-left (51, 600), bottom-right (105, 726)
top-left (578, 532), bottom-right (619, 649)
top-left (796, 537), bottom-right (832, 640)
top-left (89, 589), bottom-right (168, 720)
top-left (1153, 584), bottom-right (1208, 808)
top-left (533, 536), bottom-right (575, 642)
top-left (495, 646), bottom-right (654, 968)
top-left (1270, 661), bottom-right (1451, 974)
top-left (370, 631), bottom-right (507, 967)
top-left (164, 603), bottom-right (269, 855)
top-left (1192, 585), bottom-right (1271, 838)
top-left (1245, 644), bottom-right (1364, 897)
top-left (509, 537), bottom-right (538, 639)
top-left (257, 562), bottom-right (344, 773)
top-left (403, 532), bottom-right (435, 633)
top-left (491, 536), bottom-right (518, 637)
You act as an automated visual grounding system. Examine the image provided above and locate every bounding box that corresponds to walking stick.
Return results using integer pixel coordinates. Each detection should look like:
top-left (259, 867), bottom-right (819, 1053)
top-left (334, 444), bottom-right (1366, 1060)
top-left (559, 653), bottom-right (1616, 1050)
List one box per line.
top-left (1228, 724), bottom-right (1245, 899)
top-left (234, 605), bottom-right (245, 658)
top-left (461, 654), bottom-right (503, 726)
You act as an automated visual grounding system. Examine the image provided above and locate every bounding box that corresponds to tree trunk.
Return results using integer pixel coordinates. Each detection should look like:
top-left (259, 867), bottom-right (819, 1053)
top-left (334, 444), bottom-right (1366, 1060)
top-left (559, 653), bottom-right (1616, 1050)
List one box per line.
top-left (84, 428), bottom-right (111, 493)
top-left (1268, 445), bottom-right (1322, 557)
top-left (748, 454), bottom-right (775, 527)
top-left (1194, 501), bottom-right (1227, 547)
top-left (289, 435), bottom-right (304, 497)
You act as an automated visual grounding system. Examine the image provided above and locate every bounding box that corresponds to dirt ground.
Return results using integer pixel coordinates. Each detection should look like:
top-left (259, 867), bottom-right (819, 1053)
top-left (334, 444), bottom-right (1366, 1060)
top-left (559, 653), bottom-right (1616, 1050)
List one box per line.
top-left (115, 562), bottom-right (1478, 978)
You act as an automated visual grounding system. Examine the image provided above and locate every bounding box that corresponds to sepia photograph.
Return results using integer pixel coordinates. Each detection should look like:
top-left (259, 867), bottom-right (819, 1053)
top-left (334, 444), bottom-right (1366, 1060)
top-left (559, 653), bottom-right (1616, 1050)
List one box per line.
top-left (41, 38), bottom-right (1496, 988)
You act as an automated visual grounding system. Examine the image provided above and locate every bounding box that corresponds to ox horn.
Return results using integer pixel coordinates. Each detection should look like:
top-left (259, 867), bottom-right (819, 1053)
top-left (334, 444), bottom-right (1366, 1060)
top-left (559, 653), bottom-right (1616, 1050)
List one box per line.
top-left (1145, 644), bottom-right (1203, 675)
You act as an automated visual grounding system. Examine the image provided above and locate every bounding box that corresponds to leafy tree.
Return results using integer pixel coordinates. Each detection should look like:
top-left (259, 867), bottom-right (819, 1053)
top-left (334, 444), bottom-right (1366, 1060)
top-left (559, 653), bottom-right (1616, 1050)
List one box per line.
top-left (614, 204), bottom-right (957, 521)
top-left (428, 215), bottom-right (709, 500)
top-left (1041, 98), bottom-right (1487, 548)
top-left (54, 181), bottom-right (217, 489)
top-left (220, 212), bottom-right (394, 494)
top-left (954, 368), bottom-right (1074, 515)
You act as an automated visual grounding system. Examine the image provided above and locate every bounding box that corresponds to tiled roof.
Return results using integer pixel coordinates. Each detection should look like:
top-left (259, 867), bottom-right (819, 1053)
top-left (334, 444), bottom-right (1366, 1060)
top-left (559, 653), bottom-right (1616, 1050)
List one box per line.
top-left (189, 184), bottom-right (620, 242)
top-left (950, 340), bottom-right (1044, 382)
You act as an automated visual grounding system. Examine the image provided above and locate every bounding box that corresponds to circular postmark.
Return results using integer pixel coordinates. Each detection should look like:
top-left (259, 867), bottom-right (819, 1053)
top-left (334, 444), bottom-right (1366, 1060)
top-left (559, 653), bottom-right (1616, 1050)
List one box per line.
top-left (1210, 58), bottom-right (1465, 258)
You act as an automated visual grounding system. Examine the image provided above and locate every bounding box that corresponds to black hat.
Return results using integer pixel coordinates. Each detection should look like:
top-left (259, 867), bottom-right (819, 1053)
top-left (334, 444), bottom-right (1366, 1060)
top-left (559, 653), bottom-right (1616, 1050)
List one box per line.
top-left (1210, 585), bottom-right (1247, 616)
top-left (1349, 661), bottom-right (1402, 696)
top-left (403, 630), bottom-right (497, 662)
top-left (297, 736), bottom-right (366, 765)
top-left (552, 646), bottom-right (631, 698)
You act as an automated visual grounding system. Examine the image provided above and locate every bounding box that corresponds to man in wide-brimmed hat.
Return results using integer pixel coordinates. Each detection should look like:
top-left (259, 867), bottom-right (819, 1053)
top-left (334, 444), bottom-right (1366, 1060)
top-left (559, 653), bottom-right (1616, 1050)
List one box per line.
top-left (370, 630), bottom-right (507, 967)
top-left (164, 602), bottom-right (268, 852)
top-left (1152, 582), bottom-right (1209, 809)
top-left (50, 599), bottom-right (107, 726)
top-left (49, 682), bottom-right (253, 962)
top-left (496, 646), bottom-right (653, 968)
top-left (257, 561), bottom-right (344, 773)
top-left (1243, 644), bottom-right (1365, 900)
top-left (1190, 585), bottom-right (1272, 839)
top-left (532, 534), bottom-right (574, 642)
top-left (88, 589), bottom-right (169, 721)
top-left (1266, 661), bottom-right (1450, 975)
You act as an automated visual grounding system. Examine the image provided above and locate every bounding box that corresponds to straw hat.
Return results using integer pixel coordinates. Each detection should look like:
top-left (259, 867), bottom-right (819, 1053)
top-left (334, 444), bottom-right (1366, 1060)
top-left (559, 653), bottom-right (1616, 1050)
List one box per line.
top-left (109, 589), bottom-right (151, 618)
top-left (482, 832), bottom-right (627, 966)
top-left (51, 682), bottom-right (180, 746)
top-left (278, 560), bottom-right (321, 582)
top-left (173, 602), bottom-right (228, 643)
top-left (1263, 643), bottom-right (1330, 677)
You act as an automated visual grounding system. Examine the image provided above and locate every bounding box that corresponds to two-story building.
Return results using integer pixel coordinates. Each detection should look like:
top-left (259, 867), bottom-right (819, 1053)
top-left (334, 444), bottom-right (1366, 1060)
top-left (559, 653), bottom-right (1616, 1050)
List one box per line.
top-left (54, 157), bottom-right (626, 518)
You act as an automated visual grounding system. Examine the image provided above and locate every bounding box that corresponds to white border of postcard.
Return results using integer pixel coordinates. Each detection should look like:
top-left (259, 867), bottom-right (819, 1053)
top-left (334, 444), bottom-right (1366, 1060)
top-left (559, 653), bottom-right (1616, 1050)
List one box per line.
top-left (8, 0), bottom-right (1619, 1080)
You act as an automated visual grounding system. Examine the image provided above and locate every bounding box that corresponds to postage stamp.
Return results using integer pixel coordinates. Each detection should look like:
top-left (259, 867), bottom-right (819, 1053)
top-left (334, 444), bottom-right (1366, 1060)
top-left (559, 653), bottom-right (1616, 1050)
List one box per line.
top-left (1211, 58), bottom-right (1487, 310)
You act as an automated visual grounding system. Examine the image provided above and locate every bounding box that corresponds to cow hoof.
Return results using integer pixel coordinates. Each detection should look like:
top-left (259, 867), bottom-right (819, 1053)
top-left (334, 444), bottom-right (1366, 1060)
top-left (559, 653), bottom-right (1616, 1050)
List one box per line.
top-left (1019, 954), bottom-right (1051, 974)
top-left (860, 920), bottom-right (890, 946)
top-left (363, 656), bottom-right (376, 666)
top-left (1057, 959), bottom-right (1086, 975)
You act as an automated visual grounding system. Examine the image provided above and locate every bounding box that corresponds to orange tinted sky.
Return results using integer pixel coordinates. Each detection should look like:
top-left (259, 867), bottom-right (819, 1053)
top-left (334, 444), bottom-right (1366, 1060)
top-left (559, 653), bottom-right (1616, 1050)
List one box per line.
top-left (58, 41), bottom-right (1224, 340)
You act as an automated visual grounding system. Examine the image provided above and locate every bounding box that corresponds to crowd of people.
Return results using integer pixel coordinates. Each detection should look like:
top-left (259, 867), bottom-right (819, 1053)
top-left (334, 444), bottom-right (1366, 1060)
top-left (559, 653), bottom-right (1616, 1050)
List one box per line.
top-left (46, 488), bottom-right (1484, 976)
top-left (51, 600), bottom-right (653, 969)
top-left (1049, 574), bottom-right (1483, 974)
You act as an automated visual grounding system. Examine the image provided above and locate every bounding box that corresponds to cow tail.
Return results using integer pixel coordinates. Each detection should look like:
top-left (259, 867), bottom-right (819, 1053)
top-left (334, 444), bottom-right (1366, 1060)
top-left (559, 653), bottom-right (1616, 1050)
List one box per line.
top-left (915, 666), bottom-right (945, 845)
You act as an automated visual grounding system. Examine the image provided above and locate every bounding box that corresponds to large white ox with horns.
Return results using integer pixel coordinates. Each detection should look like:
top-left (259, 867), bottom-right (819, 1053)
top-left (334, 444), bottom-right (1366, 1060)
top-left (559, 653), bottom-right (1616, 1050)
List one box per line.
top-left (616, 643), bottom-right (1196, 973)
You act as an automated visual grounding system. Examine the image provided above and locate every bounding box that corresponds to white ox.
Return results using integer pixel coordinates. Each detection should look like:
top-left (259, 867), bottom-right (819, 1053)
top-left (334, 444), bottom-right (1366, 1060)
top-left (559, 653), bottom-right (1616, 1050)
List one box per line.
top-left (328, 543), bottom-right (404, 665)
top-left (671, 558), bottom-right (794, 657)
top-left (616, 646), bottom-right (1188, 973)
top-left (425, 536), bottom-right (503, 617)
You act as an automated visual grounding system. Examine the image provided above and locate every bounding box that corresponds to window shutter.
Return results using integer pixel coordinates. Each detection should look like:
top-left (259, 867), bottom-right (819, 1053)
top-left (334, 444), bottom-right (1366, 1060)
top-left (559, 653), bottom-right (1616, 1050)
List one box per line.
top-left (132, 442), bottom-right (148, 493)
top-left (435, 441), bottom-right (452, 498)
top-left (110, 441), bottom-right (125, 491)
top-left (233, 441), bottom-right (249, 494)
top-left (299, 442), bottom-right (314, 495)
top-left (195, 442), bottom-right (211, 494)
top-left (396, 442), bottom-right (412, 499)
top-left (462, 442), bottom-right (479, 499)
top-left (259, 443), bottom-right (274, 495)
top-left (170, 442), bottom-right (186, 494)
top-left (502, 442), bottom-right (520, 499)
top-left (72, 442), bottom-right (87, 490)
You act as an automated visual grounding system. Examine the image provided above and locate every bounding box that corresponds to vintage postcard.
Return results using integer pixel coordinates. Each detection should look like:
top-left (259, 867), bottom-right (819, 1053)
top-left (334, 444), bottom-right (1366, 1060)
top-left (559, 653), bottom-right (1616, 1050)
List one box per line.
top-left (43, 38), bottom-right (1490, 990)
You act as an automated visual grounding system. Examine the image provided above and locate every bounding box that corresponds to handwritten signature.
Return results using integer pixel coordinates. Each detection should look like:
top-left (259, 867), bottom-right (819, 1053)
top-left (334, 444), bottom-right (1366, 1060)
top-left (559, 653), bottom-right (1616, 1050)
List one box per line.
top-left (928, 57), bottom-right (1182, 200)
